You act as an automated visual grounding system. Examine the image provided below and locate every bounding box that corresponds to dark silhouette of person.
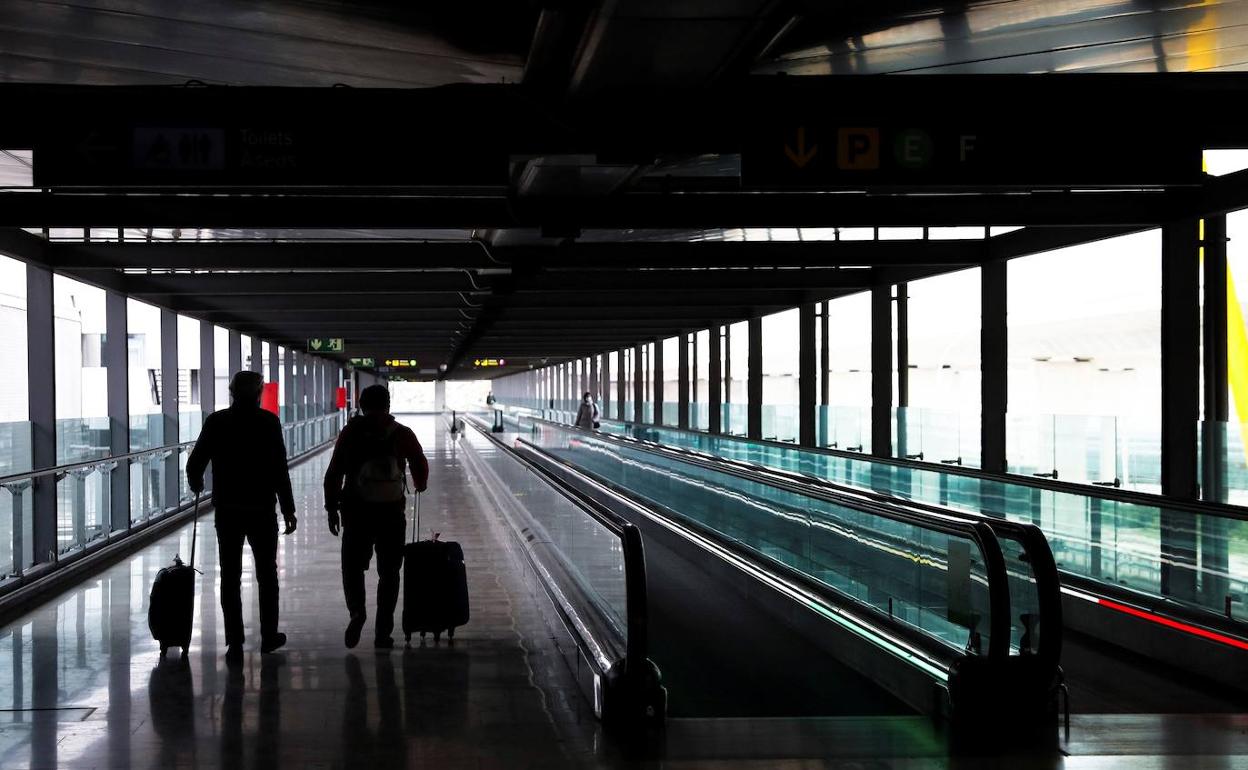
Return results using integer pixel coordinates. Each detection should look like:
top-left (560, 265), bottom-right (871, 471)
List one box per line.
top-left (324, 385), bottom-right (429, 649)
top-left (187, 371), bottom-right (297, 661)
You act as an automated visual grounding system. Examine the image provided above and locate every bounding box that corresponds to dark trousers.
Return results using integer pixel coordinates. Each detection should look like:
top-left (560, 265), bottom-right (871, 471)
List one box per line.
top-left (216, 510), bottom-right (279, 646)
top-left (341, 506), bottom-right (407, 639)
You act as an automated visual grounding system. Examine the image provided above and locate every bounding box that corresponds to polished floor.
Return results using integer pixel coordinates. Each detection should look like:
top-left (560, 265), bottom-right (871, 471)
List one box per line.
top-left (1, 415), bottom-right (1247, 769)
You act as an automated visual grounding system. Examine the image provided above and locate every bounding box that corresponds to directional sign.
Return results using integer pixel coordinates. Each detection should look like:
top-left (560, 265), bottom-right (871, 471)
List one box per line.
top-left (307, 338), bottom-right (344, 353)
top-left (382, 359), bottom-right (419, 368)
top-left (348, 357), bottom-right (375, 368)
top-left (473, 358), bottom-right (507, 368)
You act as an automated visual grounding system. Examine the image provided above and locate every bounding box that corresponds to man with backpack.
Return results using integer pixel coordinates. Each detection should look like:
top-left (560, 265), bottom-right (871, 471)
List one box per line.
top-left (323, 385), bottom-right (430, 649)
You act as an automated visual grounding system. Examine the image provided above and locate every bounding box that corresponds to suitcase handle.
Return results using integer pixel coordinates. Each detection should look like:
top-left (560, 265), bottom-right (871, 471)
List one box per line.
top-left (189, 493), bottom-right (201, 569)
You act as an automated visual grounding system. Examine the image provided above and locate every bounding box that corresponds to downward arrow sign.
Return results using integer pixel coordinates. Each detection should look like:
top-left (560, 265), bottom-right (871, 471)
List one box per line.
top-left (784, 126), bottom-right (818, 169)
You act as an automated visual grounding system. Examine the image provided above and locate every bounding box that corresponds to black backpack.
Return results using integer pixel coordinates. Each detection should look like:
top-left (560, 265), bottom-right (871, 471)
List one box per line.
top-left (353, 423), bottom-right (406, 504)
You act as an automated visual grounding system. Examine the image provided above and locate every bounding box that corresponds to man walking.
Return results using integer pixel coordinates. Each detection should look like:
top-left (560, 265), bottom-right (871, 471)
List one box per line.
top-left (324, 385), bottom-right (429, 649)
top-left (187, 371), bottom-right (297, 662)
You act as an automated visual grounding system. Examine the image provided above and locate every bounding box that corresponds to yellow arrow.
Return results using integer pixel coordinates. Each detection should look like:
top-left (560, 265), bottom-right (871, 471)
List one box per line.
top-left (784, 126), bottom-right (818, 169)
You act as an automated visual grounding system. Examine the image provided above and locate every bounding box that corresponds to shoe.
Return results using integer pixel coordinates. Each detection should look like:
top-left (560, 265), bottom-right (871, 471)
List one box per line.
top-left (374, 636), bottom-right (394, 649)
top-left (345, 613), bottom-right (366, 649)
top-left (225, 644), bottom-right (244, 664)
top-left (261, 633), bottom-right (287, 654)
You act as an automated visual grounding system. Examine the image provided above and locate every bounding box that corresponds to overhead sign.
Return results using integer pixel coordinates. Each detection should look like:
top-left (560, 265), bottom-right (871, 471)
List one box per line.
top-left (473, 358), bottom-right (507, 368)
top-left (348, 357), bottom-right (375, 368)
top-left (743, 121), bottom-right (1202, 188)
top-left (307, 338), bottom-right (344, 353)
top-left (382, 359), bottom-right (419, 368)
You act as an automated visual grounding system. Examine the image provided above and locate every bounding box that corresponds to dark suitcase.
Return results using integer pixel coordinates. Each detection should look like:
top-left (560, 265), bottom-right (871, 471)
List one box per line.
top-left (402, 494), bottom-right (470, 644)
top-left (149, 495), bottom-right (200, 657)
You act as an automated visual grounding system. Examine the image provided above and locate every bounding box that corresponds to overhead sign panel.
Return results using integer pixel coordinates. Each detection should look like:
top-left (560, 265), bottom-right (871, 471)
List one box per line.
top-left (382, 359), bottom-right (419, 368)
top-left (473, 358), bottom-right (507, 368)
top-left (743, 120), bottom-right (1202, 188)
top-left (348, 357), bottom-right (375, 368)
top-left (307, 338), bottom-right (344, 353)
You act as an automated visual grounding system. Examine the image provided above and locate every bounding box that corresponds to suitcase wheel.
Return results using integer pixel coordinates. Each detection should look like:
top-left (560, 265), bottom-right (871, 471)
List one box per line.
top-left (419, 631), bottom-right (426, 640)
top-left (433, 631), bottom-right (441, 643)
top-left (159, 644), bottom-right (168, 657)
top-left (447, 627), bottom-right (455, 640)
top-left (405, 633), bottom-right (412, 645)
top-left (182, 646), bottom-right (189, 657)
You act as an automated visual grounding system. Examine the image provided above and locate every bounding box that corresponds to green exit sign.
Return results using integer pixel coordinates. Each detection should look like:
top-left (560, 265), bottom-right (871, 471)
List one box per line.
top-left (307, 338), bottom-right (344, 353)
top-left (348, 357), bottom-right (375, 368)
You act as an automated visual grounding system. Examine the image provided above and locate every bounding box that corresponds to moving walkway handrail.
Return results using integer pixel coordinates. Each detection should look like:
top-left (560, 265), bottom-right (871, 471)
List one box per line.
top-left (578, 423), bottom-right (1063, 677)
top-left (586, 414), bottom-right (1248, 522)
top-left (527, 417), bottom-right (1014, 664)
top-left (460, 413), bottom-right (662, 725)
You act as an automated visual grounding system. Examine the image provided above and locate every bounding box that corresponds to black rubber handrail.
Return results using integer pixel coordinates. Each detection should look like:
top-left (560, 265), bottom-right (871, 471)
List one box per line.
top-left (528, 418), bottom-right (1013, 663)
top-left (462, 414), bottom-right (650, 675)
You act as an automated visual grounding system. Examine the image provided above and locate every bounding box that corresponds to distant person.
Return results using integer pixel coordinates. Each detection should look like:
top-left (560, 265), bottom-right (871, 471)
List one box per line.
top-left (324, 385), bottom-right (430, 649)
top-left (485, 392), bottom-right (496, 406)
top-left (575, 392), bottom-right (599, 430)
top-left (187, 371), bottom-right (297, 662)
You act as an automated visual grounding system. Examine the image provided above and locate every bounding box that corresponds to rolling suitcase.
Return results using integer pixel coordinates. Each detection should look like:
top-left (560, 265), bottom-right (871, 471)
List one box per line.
top-left (402, 494), bottom-right (470, 644)
top-left (149, 494), bottom-right (200, 657)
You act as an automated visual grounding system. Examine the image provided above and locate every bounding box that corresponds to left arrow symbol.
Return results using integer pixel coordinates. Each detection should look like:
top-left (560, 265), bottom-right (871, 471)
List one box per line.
top-left (784, 126), bottom-right (818, 169)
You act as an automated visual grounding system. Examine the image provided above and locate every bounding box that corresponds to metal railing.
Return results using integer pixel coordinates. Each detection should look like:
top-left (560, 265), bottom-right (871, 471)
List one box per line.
top-left (0, 411), bottom-right (344, 587)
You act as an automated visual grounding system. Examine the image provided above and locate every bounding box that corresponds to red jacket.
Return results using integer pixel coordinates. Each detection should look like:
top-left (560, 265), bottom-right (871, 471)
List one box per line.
top-left (323, 413), bottom-right (429, 512)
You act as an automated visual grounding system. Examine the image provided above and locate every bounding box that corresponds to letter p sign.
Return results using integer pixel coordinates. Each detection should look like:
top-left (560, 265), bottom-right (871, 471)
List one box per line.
top-left (838, 128), bottom-right (879, 170)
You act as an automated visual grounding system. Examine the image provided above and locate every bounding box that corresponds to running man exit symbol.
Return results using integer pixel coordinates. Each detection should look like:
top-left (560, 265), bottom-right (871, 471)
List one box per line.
top-left (784, 127), bottom-right (818, 169)
top-left (307, 338), bottom-right (344, 352)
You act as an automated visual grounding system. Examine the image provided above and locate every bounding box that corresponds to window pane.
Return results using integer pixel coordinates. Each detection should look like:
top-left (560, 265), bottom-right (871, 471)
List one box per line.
top-left (0, 255), bottom-right (31, 577)
top-left (826, 293), bottom-right (871, 452)
top-left (761, 308), bottom-right (800, 442)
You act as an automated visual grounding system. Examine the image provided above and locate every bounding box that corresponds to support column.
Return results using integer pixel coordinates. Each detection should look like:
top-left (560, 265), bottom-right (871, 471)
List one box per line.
top-left (633, 344), bottom-right (644, 424)
top-left (1161, 218), bottom-right (1201, 602)
top-left (981, 260), bottom-right (1008, 474)
top-left (653, 339), bottom-right (665, 425)
top-left (590, 355), bottom-right (599, 405)
top-left (708, 324), bottom-right (722, 434)
top-left (434, 380), bottom-right (447, 412)
top-left (896, 283), bottom-right (911, 459)
top-left (27, 265), bottom-right (56, 564)
top-left (268, 343), bottom-right (279, 399)
top-left (284, 349), bottom-right (297, 423)
top-left (678, 333), bottom-right (690, 429)
top-left (747, 317), bottom-right (762, 440)
top-left (160, 309), bottom-right (179, 509)
top-left (600, 352), bottom-right (610, 418)
top-left (1203, 214), bottom-right (1230, 502)
top-left (250, 337), bottom-right (262, 374)
top-left (228, 330), bottom-right (242, 380)
top-left (105, 292), bottom-right (129, 531)
top-left (799, 303), bottom-right (817, 447)
top-left (820, 300), bottom-right (831, 446)
top-left (619, 349), bottom-right (628, 419)
top-left (871, 284), bottom-right (893, 458)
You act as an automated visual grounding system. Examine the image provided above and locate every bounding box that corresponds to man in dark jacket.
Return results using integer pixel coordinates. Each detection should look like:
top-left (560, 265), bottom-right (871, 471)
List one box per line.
top-left (187, 371), bottom-right (297, 661)
top-left (324, 385), bottom-right (429, 649)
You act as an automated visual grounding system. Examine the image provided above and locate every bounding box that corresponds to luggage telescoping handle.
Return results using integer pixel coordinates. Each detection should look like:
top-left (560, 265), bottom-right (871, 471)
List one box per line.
top-left (188, 492), bottom-right (201, 569)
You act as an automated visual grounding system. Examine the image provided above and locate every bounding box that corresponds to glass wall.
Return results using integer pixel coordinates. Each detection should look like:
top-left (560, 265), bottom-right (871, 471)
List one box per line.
top-left (824, 293), bottom-right (872, 452)
top-left (1007, 230), bottom-right (1161, 491)
top-left (240, 333), bottom-right (252, 373)
top-left (0, 255), bottom-right (31, 578)
top-left (902, 269), bottom-right (982, 467)
top-left (176, 315), bottom-right (200, 442)
top-left (693, 329), bottom-right (710, 430)
top-left (214, 326), bottom-right (229, 411)
top-left (277, 345), bottom-right (288, 421)
top-left (660, 336), bottom-right (679, 426)
top-left (724, 321), bottom-right (749, 435)
top-left (127, 299), bottom-right (164, 522)
top-left (53, 276), bottom-right (111, 555)
top-left (622, 347), bottom-right (634, 421)
top-left (641, 342), bottom-right (654, 423)
top-left (761, 308), bottom-right (800, 442)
